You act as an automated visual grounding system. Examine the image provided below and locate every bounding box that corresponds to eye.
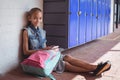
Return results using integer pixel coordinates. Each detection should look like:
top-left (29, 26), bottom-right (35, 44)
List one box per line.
top-left (39, 17), bottom-right (42, 20)
top-left (33, 17), bottom-right (37, 20)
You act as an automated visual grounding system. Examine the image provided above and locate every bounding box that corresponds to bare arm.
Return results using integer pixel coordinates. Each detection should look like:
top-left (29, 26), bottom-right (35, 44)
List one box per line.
top-left (23, 30), bottom-right (54, 55)
top-left (23, 30), bottom-right (39, 55)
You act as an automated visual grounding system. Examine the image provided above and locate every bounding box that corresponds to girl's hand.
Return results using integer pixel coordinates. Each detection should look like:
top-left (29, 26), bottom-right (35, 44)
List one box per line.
top-left (43, 45), bottom-right (59, 51)
top-left (51, 46), bottom-right (59, 52)
top-left (51, 46), bottom-right (59, 50)
top-left (44, 46), bottom-right (52, 50)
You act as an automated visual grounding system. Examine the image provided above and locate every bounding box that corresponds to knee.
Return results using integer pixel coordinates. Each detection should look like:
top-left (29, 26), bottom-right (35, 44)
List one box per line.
top-left (63, 55), bottom-right (73, 62)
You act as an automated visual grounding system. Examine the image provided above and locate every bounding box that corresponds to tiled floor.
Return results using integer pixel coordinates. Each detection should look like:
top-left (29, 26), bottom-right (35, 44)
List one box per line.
top-left (0, 28), bottom-right (120, 80)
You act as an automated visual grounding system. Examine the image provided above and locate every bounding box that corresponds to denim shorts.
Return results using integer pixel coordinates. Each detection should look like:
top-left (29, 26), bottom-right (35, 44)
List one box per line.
top-left (53, 54), bottom-right (65, 73)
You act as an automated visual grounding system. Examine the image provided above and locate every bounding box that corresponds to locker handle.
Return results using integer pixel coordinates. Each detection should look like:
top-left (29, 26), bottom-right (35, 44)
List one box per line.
top-left (91, 13), bottom-right (94, 16)
top-left (85, 13), bottom-right (88, 16)
top-left (78, 11), bottom-right (81, 16)
top-left (96, 15), bottom-right (98, 19)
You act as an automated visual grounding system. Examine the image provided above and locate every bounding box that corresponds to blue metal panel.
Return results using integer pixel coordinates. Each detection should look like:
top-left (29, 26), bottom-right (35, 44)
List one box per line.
top-left (86, 0), bottom-right (92, 42)
top-left (101, 0), bottom-right (105, 36)
top-left (68, 0), bottom-right (79, 48)
top-left (107, 0), bottom-right (111, 34)
top-left (92, 0), bottom-right (97, 40)
top-left (96, 0), bottom-right (102, 38)
top-left (79, 0), bottom-right (87, 45)
top-left (104, 0), bottom-right (108, 35)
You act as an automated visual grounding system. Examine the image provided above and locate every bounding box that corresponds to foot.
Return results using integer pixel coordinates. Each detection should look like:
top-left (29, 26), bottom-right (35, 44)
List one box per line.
top-left (93, 61), bottom-right (111, 76)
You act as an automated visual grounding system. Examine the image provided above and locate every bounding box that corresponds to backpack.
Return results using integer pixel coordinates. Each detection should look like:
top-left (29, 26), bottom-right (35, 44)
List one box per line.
top-left (21, 50), bottom-right (61, 80)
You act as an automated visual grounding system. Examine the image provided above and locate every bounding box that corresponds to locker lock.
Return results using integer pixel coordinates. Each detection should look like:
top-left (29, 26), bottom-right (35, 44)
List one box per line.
top-left (91, 13), bottom-right (94, 16)
top-left (78, 11), bottom-right (81, 16)
top-left (96, 15), bottom-right (98, 19)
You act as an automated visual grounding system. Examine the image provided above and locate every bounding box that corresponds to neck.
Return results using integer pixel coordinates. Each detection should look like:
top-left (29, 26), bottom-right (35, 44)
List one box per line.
top-left (35, 26), bottom-right (38, 29)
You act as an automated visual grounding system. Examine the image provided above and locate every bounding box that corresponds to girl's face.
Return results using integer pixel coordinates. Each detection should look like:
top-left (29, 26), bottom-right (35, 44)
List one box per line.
top-left (29, 11), bottom-right (42, 27)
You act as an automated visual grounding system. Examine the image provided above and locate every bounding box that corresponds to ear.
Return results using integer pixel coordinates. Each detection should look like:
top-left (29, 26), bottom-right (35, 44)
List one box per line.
top-left (26, 12), bottom-right (31, 21)
top-left (27, 16), bottom-right (31, 21)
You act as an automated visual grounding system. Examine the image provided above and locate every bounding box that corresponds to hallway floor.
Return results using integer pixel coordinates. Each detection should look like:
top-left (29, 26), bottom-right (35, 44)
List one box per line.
top-left (0, 28), bottom-right (120, 80)
top-left (52, 27), bottom-right (120, 80)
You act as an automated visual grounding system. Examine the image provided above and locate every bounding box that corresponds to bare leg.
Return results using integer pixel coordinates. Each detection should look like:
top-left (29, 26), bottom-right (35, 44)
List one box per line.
top-left (63, 55), bottom-right (97, 71)
top-left (65, 62), bottom-right (92, 72)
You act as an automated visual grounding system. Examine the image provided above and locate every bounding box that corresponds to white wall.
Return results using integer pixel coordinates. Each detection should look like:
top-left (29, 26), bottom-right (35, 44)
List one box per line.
top-left (0, 0), bottom-right (43, 74)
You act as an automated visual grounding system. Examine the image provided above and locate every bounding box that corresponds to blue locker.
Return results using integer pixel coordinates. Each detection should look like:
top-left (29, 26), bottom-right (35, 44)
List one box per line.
top-left (86, 0), bottom-right (92, 42)
top-left (69, 0), bottom-right (111, 48)
top-left (101, 0), bottom-right (105, 36)
top-left (79, 0), bottom-right (87, 45)
top-left (44, 0), bottom-right (111, 48)
top-left (97, 0), bottom-right (102, 38)
top-left (92, 0), bottom-right (97, 40)
top-left (104, 0), bottom-right (108, 35)
top-left (68, 0), bottom-right (79, 48)
top-left (107, 0), bottom-right (111, 34)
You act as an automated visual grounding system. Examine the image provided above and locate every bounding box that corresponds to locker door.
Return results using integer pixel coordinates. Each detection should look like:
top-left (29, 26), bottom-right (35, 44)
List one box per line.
top-left (69, 0), bottom-right (79, 48)
top-left (104, 0), bottom-right (108, 35)
top-left (92, 0), bottom-right (97, 40)
top-left (107, 0), bottom-right (111, 34)
top-left (96, 0), bottom-right (102, 38)
top-left (79, 0), bottom-right (87, 44)
top-left (86, 0), bottom-right (92, 42)
top-left (101, 0), bottom-right (105, 36)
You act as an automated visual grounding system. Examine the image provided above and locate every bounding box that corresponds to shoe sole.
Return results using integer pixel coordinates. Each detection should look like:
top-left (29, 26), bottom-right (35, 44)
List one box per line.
top-left (96, 63), bottom-right (111, 76)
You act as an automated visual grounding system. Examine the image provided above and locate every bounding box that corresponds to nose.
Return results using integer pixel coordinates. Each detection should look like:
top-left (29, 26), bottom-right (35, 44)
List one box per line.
top-left (36, 19), bottom-right (40, 23)
top-left (37, 19), bottom-right (39, 22)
